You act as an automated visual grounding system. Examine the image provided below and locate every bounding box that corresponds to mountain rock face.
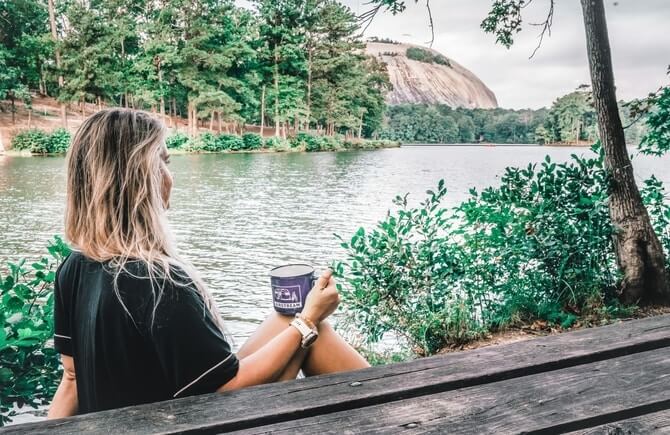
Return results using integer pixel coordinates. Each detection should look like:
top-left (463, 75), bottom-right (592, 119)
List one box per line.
top-left (366, 42), bottom-right (498, 109)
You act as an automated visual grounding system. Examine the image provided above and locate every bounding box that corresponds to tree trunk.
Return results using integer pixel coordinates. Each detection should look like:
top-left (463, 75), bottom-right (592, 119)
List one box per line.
top-left (273, 45), bottom-right (280, 137)
top-left (10, 98), bottom-right (15, 124)
top-left (156, 58), bottom-right (165, 119)
top-left (28, 108), bottom-right (32, 129)
top-left (581, 0), bottom-right (669, 304)
top-left (187, 100), bottom-right (194, 137)
top-left (306, 47), bottom-right (313, 131)
top-left (48, 0), bottom-right (67, 127)
top-left (358, 113), bottom-right (363, 139)
top-left (260, 85), bottom-right (266, 137)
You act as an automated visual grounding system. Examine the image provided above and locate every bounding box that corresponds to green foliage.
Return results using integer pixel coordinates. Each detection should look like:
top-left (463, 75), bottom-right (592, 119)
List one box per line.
top-left (165, 132), bottom-right (190, 150)
top-left (4, 0), bottom-right (389, 138)
top-left (380, 105), bottom-right (547, 144)
top-left (537, 91), bottom-right (598, 144)
top-left (480, 0), bottom-right (525, 48)
top-left (218, 134), bottom-right (245, 151)
top-left (242, 133), bottom-right (263, 150)
top-left (335, 146), bottom-right (669, 356)
top-left (0, 237), bottom-right (71, 426)
top-left (11, 129), bottom-right (50, 153)
top-left (641, 176), bottom-right (670, 270)
top-left (381, 91), bottom-right (645, 145)
top-left (48, 129), bottom-right (71, 154)
top-left (290, 132), bottom-right (325, 151)
top-left (639, 86), bottom-right (670, 156)
top-left (264, 136), bottom-right (289, 151)
top-left (406, 47), bottom-right (450, 66)
top-left (10, 129), bottom-right (72, 154)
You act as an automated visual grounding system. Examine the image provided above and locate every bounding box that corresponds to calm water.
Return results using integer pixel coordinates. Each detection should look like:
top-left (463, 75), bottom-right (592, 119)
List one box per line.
top-left (1, 146), bottom-right (668, 347)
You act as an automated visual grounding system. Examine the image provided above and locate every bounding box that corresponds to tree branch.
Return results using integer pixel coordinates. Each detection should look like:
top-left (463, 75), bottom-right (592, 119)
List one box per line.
top-left (527, 0), bottom-right (555, 59)
top-left (425, 0), bottom-right (435, 47)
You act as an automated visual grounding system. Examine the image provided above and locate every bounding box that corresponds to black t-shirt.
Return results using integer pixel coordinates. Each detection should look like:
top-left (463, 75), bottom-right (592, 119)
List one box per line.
top-left (53, 251), bottom-right (239, 414)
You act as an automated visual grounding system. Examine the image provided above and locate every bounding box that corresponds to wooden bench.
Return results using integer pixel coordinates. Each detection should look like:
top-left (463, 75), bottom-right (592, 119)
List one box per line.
top-left (3, 314), bottom-right (670, 434)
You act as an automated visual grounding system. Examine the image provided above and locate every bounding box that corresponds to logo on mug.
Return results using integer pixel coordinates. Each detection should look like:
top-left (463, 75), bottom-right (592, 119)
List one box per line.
top-left (272, 284), bottom-right (302, 309)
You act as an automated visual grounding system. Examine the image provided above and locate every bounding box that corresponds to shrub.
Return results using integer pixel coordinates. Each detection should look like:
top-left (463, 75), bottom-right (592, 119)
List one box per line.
top-left (291, 132), bottom-right (322, 151)
top-left (47, 129), bottom-right (71, 154)
top-left (406, 47), bottom-right (451, 67)
top-left (242, 133), bottom-right (263, 150)
top-left (198, 132), bottom-right (218, 151)
top-left (11, 130), bottom-right (50, 153)
top-left (641, 176), bottom-right (670, 270)
top-left (264, 136), bottom-right (290, 151)
top-left (166, 132), bottom-right (189, 149)
top-left (217, 134), bottom-right (244, 151)
top-left (0, 237), bottom-right (71, 426)
top-left (334, 145), bottom-right (667, 356)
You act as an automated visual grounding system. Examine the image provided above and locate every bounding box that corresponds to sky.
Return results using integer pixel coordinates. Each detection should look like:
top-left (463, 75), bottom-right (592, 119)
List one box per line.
top-left (338, 0), bottom-right (669, 109)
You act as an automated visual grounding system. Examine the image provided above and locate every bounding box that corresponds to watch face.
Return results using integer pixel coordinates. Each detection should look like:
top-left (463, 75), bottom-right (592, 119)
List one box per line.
top-left (302, 332), bottom-right (318, 348)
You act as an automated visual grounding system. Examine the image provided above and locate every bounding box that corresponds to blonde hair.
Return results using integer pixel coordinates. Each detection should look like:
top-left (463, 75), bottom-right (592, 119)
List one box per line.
top-left (65, 108), bottom-right (223, 328)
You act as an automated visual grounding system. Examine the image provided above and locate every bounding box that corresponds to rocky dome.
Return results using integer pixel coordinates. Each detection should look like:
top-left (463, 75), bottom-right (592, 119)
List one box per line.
top-left (366, 41), bottom-right (498, 109)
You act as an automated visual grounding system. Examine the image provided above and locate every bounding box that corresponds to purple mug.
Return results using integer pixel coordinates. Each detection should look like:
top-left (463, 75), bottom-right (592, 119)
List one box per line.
top-left (270, 264), bottom-right (317, 315)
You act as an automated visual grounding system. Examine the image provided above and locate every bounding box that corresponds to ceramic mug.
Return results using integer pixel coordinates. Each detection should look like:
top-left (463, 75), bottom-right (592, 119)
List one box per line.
top-left (269, 264), bottom-right (318, 315)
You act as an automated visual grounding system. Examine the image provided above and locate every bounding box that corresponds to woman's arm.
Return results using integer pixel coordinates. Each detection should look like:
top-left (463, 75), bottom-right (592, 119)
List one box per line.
top-left (47, 355), bottom-right (78, 419)
top-left (219, 270), bottom-right (339, 392)
top-left (218, 326), bottom-right (302, 391)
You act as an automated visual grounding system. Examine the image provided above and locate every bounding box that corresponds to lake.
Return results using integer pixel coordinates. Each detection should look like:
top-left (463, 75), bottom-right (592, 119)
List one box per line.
top-left (1, 145), bottom-right (668, 348)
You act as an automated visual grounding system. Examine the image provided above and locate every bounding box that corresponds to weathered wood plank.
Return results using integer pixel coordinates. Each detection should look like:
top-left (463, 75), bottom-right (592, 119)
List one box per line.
top-left (3, 315), bottom-right (669, 434)
top-left (233, 347), bottom-right (670, 434)
top-left (565, 409), bottom-right (670, 434)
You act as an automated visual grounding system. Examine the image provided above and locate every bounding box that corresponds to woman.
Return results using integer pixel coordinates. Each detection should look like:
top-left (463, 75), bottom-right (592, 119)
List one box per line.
top-left (48, 109), bottom-right (369, 417)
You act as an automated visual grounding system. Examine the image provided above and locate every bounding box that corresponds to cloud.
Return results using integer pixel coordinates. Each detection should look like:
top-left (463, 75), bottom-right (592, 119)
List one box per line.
top-left (341, 0), bottom-right (669, 109)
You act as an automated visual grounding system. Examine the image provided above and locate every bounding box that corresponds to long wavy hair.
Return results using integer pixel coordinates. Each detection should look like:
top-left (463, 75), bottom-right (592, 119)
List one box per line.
top-left (65, 108), bottom-right (222, 328)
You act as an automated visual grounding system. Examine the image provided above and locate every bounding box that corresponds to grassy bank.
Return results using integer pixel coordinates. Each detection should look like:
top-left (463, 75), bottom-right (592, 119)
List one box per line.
top-left (5, 128), bottom-right (399, 156)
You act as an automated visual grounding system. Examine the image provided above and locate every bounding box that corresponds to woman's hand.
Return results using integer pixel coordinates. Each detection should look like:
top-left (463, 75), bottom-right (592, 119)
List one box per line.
top-left (302, 269), bottom-right (340, 325)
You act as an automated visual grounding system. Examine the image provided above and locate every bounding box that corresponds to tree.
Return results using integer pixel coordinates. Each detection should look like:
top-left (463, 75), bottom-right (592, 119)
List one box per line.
top-left (458, 117), bottom-right (475, 142)
top-left (366, 0), bottom-right (669, 304)
top-left (255, 0), bottom-right (307, 136)
top-left (484, 0), bottom-right (670, 303)
top-left (580, 0), bottom-right (668, 303)
top-left (47, 0), bottom-right (66, 126)
top-left (0, 0), bottom-right (50, 123)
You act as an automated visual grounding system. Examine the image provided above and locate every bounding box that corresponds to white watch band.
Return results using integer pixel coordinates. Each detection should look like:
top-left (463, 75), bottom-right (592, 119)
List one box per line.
top-left (290, 318), bottom-right (313, 337)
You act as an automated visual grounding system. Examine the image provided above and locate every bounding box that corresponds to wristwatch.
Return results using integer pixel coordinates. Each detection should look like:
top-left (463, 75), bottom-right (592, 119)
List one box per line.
top-left (290, 314), bottom-right (319, 348)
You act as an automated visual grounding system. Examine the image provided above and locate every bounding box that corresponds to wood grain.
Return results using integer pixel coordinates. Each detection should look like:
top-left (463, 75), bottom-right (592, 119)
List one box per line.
top-left (3, 314), bottom-right (669, 435)
top-left (565, 409), bottom-right (670, 434)
top-left (234, 347), bottom-right (670, 434)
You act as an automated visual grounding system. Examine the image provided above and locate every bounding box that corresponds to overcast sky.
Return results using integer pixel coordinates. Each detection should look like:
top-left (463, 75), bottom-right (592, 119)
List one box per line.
top-left (339, 0), bottom-right (669, 109)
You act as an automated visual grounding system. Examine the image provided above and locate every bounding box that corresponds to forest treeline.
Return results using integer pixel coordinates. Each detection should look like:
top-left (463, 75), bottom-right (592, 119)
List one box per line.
top-left (0, 1), bottom-right (655, 145)
top-left (0, 0), bottom-right (390, 138)
top-left (379, 89), bottom-right (648, 145)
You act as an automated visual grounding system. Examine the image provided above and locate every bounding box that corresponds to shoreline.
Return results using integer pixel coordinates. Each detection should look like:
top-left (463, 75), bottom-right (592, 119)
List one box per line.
top-left (1, 141), bottom-right (401, 157)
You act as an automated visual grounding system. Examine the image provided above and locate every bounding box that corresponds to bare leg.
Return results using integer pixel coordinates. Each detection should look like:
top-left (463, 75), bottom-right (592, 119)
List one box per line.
top-left (237, 313), bottom-right (308, 381)
top-left (237, 312), bottom-right (370, 381)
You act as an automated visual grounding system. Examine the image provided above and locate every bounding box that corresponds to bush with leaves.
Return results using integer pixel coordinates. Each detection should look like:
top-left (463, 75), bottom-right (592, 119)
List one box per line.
top-left (10, 129), bottom-right (72, 154)
top-left (165, 132), bottom-right (190, 150)
top-left (335, 145), bottom-right (667, 356)
top-left (642, 176), bottom-right (670, 270)
top-left (47, 129), bottom-right (71, 154)
top-left (0, 237), bottom-right (71, 426)
top-left (11, 130), bottom-right (51, 153)
top-left (242, 133), bottom-right (263, 150)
